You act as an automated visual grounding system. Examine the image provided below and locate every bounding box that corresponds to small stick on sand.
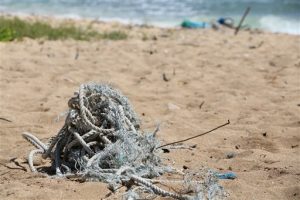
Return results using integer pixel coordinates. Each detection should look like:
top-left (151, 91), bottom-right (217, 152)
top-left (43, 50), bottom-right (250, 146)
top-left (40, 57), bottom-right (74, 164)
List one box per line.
top-left (157, 120), bottom-right (230, 149)
top-left (199, 101), bottom-right (205, 109)
top-left (162, 73), bottom-right (170, 82)
top-left (0, 117), bottom-right (12, 122)
top-left (235, 7), bottom-right (251, 35)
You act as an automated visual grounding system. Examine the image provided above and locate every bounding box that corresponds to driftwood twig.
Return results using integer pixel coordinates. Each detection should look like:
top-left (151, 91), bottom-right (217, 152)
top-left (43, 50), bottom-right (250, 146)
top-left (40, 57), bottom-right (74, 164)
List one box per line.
top-left (0, 117), bottom-right (12, 122)
top-left (157, 120), bottom-right (230, 149)
top-left (235, 7), bottom-right (251, 35)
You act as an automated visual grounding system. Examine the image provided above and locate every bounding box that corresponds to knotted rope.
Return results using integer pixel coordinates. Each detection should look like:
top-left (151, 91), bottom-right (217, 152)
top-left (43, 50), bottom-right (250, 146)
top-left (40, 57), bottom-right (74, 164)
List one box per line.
top-left (22, 83), bottom-right (226, 199)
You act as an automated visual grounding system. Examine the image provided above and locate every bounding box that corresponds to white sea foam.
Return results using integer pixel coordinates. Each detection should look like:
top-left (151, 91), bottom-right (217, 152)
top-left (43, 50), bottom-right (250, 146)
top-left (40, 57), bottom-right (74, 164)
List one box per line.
top-left (54, 13), bottom-right (83, 20)
top-left (259, 15), bottom-right (300, 35)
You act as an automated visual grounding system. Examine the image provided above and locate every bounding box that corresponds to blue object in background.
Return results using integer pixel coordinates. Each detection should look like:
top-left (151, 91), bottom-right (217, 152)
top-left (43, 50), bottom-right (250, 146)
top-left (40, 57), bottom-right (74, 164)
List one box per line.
top-left (217, 17), bottom-right (226, 25)
top-left (181, 20), bottom-right (209, 29)
top-left (216, 172), bottom-right (237, 180)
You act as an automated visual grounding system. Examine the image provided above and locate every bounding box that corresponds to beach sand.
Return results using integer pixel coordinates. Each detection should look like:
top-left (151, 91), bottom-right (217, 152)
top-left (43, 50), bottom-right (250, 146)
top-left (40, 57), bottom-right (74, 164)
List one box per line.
top-left (0, 17), bottom-right (299, 200)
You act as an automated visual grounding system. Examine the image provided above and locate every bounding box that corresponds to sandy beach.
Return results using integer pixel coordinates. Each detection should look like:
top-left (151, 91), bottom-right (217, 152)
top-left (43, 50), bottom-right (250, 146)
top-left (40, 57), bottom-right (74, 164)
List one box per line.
top-left (0, 17), bottom-right (299, 199)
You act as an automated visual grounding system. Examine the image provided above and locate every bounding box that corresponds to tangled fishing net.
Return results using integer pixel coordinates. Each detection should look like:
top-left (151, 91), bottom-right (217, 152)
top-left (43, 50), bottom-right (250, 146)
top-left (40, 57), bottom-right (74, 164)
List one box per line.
top-left (22, 83), bottom-right (226, 200)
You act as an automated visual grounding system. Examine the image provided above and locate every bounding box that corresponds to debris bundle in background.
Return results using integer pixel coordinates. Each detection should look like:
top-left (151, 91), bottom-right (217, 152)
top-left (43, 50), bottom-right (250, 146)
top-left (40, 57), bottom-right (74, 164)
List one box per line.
top-left (22, 83), bottom-right (226, 200)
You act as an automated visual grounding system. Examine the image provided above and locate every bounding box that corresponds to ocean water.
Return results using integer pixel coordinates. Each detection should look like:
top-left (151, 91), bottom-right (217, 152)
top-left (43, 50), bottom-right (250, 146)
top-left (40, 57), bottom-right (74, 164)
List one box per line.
top-left (0, 0), bottom-right (299, 35)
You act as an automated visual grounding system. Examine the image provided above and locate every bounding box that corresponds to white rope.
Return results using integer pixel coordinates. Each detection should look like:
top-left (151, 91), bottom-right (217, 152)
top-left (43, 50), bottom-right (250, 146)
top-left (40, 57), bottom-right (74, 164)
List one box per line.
top-left (79, 84), bottom-right (114, 135)
top-left (22, 83), bottom-right (225, 200)
top-left (130, 174), bottom-right (189, 200)
top-left (22, 132), bottom-right (48, 151)
top-left (28, 149), bottom-right (44, 172)
top-left (69, 127), bottom-right (94, 156)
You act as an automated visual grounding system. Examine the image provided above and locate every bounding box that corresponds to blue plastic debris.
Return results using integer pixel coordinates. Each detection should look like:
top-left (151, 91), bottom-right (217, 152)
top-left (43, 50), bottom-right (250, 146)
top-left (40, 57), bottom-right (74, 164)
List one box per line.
top-left (181, 20), bottom-right (210, 29)
top-left (217, 17), bottom-right (226, 25)
top-left (216, 172), bottom-right (237, 180)
top-left (217, 17), bottom-right (235, 28)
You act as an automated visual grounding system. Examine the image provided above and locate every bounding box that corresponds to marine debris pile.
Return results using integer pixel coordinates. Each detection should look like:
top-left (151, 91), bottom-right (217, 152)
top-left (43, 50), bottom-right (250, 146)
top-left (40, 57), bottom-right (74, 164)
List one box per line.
top-left (22, 83), bottom-right (226, 200)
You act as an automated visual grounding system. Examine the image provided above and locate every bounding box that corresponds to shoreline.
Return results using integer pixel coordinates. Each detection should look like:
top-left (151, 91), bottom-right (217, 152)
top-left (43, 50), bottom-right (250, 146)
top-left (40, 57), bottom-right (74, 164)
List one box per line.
top-left (1, 11), bottom-right (299, 36)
